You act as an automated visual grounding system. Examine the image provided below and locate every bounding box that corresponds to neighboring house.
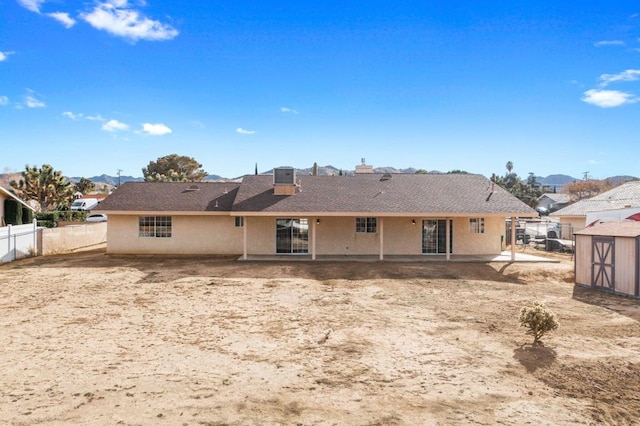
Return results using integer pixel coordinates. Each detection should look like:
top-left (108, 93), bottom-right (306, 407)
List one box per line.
top-left (97, 168), bottom-right (537, 260)
top-left (0, 186), bottom-right (36, 227)
top-left (550, 181), bottom-right (640, 232)
top-left (536, 193), bottom-right (571, 212)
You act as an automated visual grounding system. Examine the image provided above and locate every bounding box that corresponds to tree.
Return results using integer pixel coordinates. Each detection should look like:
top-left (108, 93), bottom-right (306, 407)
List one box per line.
top-left (10, 164), bottom-right (74, 211)
top-left (74, 177), bottom-right (96, 195)
top-left (312, 162), bottom-right (319, 176)
top-left (488, 161), bottom-right (547, 207)
top-left (415, 169), bottom-right (428, 174)
top-left (562, 179), bottom-right (616, 201)
top-left (142, 154), bottom-right (208, 182)
top-left (447, 169), bottom-right (468, 174)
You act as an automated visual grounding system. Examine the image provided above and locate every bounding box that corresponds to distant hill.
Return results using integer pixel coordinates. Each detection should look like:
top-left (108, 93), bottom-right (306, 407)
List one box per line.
top-left (259, 165), bottom-right (419, 177)
top-left (606, 175), bottom-right (638, 185)
top-left (3, 170), bottom-right (636, 188)
top-left (537, 174), bottom-right (578, 190)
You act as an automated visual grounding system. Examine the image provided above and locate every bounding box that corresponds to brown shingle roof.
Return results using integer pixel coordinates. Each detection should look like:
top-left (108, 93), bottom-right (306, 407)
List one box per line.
top-left (97, 174), bottom-right (536, 216)
top-left (232, 174), bottom-right (536, 215)
top-left (97, 182), bottom-right (240, 212)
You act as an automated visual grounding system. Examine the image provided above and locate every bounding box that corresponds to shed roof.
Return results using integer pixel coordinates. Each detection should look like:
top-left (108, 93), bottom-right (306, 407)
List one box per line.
top-left (551, 181), bottom-right (640, 217)
top-left (574, 221), bottom-right (640, 237)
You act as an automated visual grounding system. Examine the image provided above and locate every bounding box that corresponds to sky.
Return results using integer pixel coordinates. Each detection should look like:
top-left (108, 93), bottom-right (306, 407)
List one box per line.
top-left (1, 1), bottom-right (640, 180)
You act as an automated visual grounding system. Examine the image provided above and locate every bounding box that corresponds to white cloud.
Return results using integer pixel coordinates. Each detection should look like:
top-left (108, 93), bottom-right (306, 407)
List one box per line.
top-left (63, 111), bottom-right (105, 121)
top-left (24, 92), bottom-right (46, 108)
top-left (47, 12), bottom-right (76, 28)
top-left (281, 107), bottom-right (298, 114)
top-left (0, 51), bottom-right (14, 62)
top-left (599, 69), bottom-right (640, 87)
top-left (141, 122), bottom-right (172, 135)
top-left (63, 111), bottom-right (81, 120)
top-left (17, 0), bottom-right (46, 13)
top-left (594, 40), bottom-right (624, 47)
top-left (81, 0), bottom-right (178, 42)
top-left (582, 89), bottom-right (639, 108)
top-left (236, 128), bottom-right (256, 135)
top-left (102, 119), bottom-right (130, 132)
top-left (0, 96), bottom-right (8, 106)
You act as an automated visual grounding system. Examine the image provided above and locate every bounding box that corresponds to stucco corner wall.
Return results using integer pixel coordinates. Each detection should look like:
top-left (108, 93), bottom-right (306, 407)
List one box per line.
top-left (107, 214), bottom-right (243, 255)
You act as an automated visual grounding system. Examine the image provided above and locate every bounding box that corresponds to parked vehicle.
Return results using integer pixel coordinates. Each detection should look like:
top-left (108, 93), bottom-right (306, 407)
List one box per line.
top-left (70, 198), bottom-right (99, 211)
top-left (86, 213), bottom-right (107, 222)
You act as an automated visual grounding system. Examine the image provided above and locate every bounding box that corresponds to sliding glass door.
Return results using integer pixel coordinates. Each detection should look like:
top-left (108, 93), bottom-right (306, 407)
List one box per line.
top-left (276, 218), bottom-right (309, 254)
top-left (422, 219), bottom-right (453, 254)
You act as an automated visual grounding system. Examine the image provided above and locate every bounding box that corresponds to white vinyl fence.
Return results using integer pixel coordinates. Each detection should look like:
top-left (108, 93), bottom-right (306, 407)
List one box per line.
top-left (0, 220), bottom-right (38, 263)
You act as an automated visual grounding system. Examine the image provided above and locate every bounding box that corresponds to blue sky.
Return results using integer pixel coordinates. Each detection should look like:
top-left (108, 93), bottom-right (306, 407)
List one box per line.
top-left (1, 1), bottom-right (640, 180)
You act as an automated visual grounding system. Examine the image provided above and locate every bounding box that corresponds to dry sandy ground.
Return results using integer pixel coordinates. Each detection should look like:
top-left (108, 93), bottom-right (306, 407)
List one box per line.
top-left (1, 249), bottom-right (639, 425)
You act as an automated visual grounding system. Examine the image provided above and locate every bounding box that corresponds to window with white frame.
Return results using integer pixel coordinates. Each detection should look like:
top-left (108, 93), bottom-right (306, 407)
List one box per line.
top-left (235, 216), bottom-right (244, 227)
top-left (469, 217), bottom-right (485, 234)
top-left (356, 217), bottom-right (377, 233)
top-left (139, 216), bottom-right (172, 238)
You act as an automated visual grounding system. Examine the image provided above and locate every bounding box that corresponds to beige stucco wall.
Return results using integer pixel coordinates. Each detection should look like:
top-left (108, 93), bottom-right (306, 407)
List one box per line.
top-left (559, 216), bottom-right (585, 233)
top-left (249, 215), bottom-right (504, 256)
top-left (0, 194), bottom-right (5, 225)
top-left (107, 214), bottom-right (507, 256)
top-left (107, 215), bottom-right (243, 255)
top-left (41, 222), bottom-right (107, 255)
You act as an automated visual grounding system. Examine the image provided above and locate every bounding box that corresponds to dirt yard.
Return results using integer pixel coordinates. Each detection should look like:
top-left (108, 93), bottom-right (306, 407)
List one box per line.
top-left (1, 249), bottom-right (639, 425)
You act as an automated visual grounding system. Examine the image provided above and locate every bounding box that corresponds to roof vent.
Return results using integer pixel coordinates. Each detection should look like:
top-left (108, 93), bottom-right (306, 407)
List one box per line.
top-left (380, 173), bottom-right (392, 181)
top-left (186, 184), bottom-right (200, 191)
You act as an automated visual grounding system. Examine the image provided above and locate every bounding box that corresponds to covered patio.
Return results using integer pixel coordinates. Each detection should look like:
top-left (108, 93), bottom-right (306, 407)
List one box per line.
top-left (239, 250), bottom-right (557, 263)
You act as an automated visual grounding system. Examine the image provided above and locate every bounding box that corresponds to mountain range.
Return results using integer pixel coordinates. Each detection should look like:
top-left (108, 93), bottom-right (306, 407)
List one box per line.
top-left (1, 167), bottom-right (636, 190)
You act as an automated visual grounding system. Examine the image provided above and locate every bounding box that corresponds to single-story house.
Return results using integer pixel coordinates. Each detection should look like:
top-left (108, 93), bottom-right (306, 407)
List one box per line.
top-left (550, 181), bottom-right (640, 232)
top-left (536, 193), bottom-right (571, 212)
top-left (574, 222), bottom-right (640, 298)
top-left (1, 186), bottom-right (36, 227)
top-left (97, 168), bottom-right (537, 260)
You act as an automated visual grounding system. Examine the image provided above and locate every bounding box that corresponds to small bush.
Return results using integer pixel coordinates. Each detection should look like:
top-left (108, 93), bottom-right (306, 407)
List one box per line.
top-left (4, 199), bottom-right (22, 225)
top-left (519, 301), bottom-right (558, 345)
top-left (36, 211), bottom-right (87, 228)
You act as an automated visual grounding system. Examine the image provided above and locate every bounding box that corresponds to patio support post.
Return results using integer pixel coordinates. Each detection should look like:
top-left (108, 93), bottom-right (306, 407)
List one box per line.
top-left (510, 216), bottom-right (516, 261)
top-left (446, 218), bottom-right (451, 261)
top-left (242, 216), bottom-right (247, 260)
top-left (311, 217), bottom-right (317, 260)
top-left (379, 217), bottom-right (384, 260)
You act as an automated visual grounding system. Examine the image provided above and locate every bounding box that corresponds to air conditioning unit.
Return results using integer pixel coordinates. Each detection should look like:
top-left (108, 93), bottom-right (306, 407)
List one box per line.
top-left (274, 167), bottom-right (295, 185)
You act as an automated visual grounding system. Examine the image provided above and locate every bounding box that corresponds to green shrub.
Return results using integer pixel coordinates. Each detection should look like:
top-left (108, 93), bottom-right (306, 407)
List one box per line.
top-left (35, 210), bottom-right (87, 228)
top-left (519, 301), bottom-right (558, 345)
top-left (22, 207), bottom-right (33, 224)
top-left (4, 199), bottom-right (22, 225)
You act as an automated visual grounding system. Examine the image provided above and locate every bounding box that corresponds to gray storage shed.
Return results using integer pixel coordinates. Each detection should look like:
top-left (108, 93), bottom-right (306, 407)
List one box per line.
top-left (574, 222), bottom-right (640, 298)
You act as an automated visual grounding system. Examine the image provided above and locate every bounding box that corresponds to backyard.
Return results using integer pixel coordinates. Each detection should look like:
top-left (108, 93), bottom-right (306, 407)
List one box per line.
top-left (1, 249), bottom-right (639, 425)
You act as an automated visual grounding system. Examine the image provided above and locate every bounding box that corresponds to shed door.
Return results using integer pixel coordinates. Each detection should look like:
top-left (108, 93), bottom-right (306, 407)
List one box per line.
top-left (592, 237), bottom-right (614, 290)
